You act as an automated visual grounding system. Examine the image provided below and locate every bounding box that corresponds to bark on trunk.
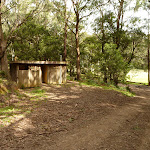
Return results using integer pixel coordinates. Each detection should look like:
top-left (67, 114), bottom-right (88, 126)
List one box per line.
top-left (0, 40), bottom-right (9, 76)
top-left (128, 41), bottom-right (135, 64)
top-left (63, 0), bottom-right (67, 61)
top-left (101, 11), bottom-right (105, 54)
top-left (113, 74), bottom-right (119, 86)
top-left (116, 0), bottom-right (124, 49)
top-left (0, 1), bottom-right (9, 76)
top-left (103, 72), bottom-right (107, 83)
top-left (101, 11), bottom-right (107, 83)
top-left (71, 0), bottom-right (81, 81)
top-left (76, 13), bottom-right (80, 81)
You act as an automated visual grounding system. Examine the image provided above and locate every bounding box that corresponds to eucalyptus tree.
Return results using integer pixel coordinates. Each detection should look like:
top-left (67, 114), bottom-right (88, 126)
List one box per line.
top-left (10, 18), bottom-right (64, 61)
top-left (91, 0), bottom-right (133, 85)
top-left (50, 0), bottom-right (71, 61)
top-left (63, 0), bottom-right (68, 61)
top-left (133, 0), bottom-right (150, 85)
top-left (0, 0), bottom-right (47, 76)
top-left (70, 0), bottom-right (92, 80)
top-left (93, 11), bottom-right (114, 83)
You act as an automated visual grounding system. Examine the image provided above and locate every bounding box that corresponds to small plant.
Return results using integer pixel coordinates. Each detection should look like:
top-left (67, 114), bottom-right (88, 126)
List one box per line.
top-left (15, 91), bottom-right (24, 99)
top-left (132, 124), bottom-right (140, 130)
top-left (0, 124), bottom-right (4, 128)
top-left (0, 71), bottom-right (6, 78)
top-left (20, 84), bottom-right (25, 89)
top-left (0, 106), bottom-right (20, 114)
top-left (69, 117), bottom-right (75, 122)
top-left (80, 79), bottom-right (135, 97)
top-left (31, 88), bottom-right (45, 94)
top-left (126, 86), bottom-right (131, 92)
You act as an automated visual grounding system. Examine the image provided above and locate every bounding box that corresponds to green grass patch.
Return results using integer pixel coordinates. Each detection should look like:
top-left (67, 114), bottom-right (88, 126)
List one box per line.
top-left (0, 106), bottom-right (21, 126)
top-left (0, 103), bottom-right (4, 107)
top-left (31, 87), bottom-right (45, 94)
top-left (15, 91), bottom-right (25, 99)
top-left (0, 87), bottom-right (47, 128)
top-left (22, 87), bottom-right (47, 98)
top-left (0, 78), bottom-right (2, 83)
top-left (0, 106), bottom-right (20, 114)
top-left (80, 80), bottom-right (134, 97)
top-left (0, 105), bottom-right (32, 128)
top-left (127, 69), bottom-right (148, 85)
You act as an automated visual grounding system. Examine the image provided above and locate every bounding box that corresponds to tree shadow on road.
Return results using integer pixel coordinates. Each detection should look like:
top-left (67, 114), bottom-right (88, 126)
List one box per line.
top-left (0, 82), bottom-right (150, 149)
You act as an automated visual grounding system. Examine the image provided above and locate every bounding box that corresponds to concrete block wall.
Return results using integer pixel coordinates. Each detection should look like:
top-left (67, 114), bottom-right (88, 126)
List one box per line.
top-left (18, 66), bottom-right (42, 88)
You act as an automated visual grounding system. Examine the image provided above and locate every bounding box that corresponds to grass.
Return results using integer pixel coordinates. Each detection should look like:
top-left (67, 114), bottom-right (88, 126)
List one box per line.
top-left (127, 69), bottom-right (148, 85)
top-left (0, 105), bottom-right (32, 128)
top-left (78, 69), bottom-right (149, 96)
top-left (29, 88), bottom-right (47, 100)
top-left (31, 88), bottom-right (45, 94)
top-left (0, 87), bottom-right (47, 128)
top-left (0, 105), bottom-right (30, 127)
top-left (0, 106), bottom-right (20, 114)
top-left (0, 73), bottom-right (140, 129)
top-left (80, 80), bottom-right (135, 97)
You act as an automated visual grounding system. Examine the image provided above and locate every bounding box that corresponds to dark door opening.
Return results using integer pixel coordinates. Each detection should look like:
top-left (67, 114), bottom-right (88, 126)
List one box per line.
top-left (41, 65), bottom-right (48, 83)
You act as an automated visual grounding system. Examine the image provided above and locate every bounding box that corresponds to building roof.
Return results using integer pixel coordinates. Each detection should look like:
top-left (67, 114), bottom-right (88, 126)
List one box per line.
top-left (9, 61), bottom-right (67, 65)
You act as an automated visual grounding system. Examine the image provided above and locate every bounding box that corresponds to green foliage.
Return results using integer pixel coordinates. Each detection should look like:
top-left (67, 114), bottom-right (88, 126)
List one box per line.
top-left (2, 0), bottom-right (148, 86)
top-left (0, 106), bottom-right (20, 114)
top-left (0, 71), bottom-right (7, 78)
top-left (31, 88), bottom-right (45, 94)
top-left (98, 44), bottom-right (129, 84)
top-left (79, 0), bottom-right (147, 85)
top-left (103, 44), bottom-right (128, 75)
top-left (81, 35), bottom-right (130, 85)
top-left (8, 18), bottom-right (63, 61)
top-left (80, 79), bottom-right (135, 97)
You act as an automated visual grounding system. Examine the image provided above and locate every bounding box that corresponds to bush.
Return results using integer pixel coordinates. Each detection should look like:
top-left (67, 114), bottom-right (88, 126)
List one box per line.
top-left (0, 71), bottom-right (6, 78)
top-left (97, 44), bottom-right (130, 85)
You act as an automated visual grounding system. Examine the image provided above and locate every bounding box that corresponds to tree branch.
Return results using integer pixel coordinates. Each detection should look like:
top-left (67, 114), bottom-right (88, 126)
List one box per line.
top-left (7, 4), bottom-right (40, 41)
top-left (96, 0), bottom-right (111, 8)
top-left (0, 0), bottom-right (6, 9)
top-left (0, 5), bottom-right (16, 15)
top-left (71, 0), bottom-right (77, 14)
top-left (79, 1), bottom-right (89, 13)
top-left (68, 25), bottom-right (76, 35)
top-left (79, 11), bottom-right (93, 21)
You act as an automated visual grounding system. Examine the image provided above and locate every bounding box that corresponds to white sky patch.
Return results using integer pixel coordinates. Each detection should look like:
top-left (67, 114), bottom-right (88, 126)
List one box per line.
top-left (66, 0), bottom-right (150, 35)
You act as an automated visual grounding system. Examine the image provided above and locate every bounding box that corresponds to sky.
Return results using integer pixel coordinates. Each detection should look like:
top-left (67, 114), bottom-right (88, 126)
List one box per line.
top-left (66, 0), bottom-right (150, 35)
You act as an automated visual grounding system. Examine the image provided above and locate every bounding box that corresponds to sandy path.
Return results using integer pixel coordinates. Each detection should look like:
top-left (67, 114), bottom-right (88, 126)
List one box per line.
top-left (0, 82), bottom-right (150, 150)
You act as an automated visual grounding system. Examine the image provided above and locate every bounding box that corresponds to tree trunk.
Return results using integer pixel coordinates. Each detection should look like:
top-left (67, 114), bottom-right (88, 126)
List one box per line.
top-left (0, 41), bottom-right (8, 72)
top-left (101, 11), bottom-right (105, 54)
top-left (76, 13), bottom-right (80, 81)
top-left (103, 72), bottom-right (107, 83)
top-left (0, 0), bottom-right (9, 76)
top-left (113, 74), bottom-right (119, 86)
top-left (101, 11), bottom-right (107, 83)
top-left (112, 0), bottom-right (124, 85)
top-left (63, 0), bottom-right (67, 61)
top-left (116, 0), bottom-right (124, 49)
top-left (128, 41), bottom-right (135, 64)
top-left (71, 0), bottom-right (82, 81)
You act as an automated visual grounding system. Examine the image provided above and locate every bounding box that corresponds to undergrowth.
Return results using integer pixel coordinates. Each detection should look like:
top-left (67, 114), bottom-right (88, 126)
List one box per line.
top-left (0, 86), bottom-right (46, 129)
top-left (79, 78), bottom-right (135, 97)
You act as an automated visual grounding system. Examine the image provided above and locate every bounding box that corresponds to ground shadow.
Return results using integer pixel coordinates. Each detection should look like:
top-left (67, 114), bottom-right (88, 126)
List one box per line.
top-left (0, 82), bottom-right (150, 149)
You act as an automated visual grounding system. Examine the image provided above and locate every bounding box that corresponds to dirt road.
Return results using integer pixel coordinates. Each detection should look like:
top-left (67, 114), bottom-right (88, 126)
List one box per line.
top-left (0, 82), bottom-right (150, 150)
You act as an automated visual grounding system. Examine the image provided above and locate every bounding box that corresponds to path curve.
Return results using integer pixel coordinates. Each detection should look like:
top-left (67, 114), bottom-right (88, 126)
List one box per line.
top-left (0, 83), bottom-right (150, 150)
